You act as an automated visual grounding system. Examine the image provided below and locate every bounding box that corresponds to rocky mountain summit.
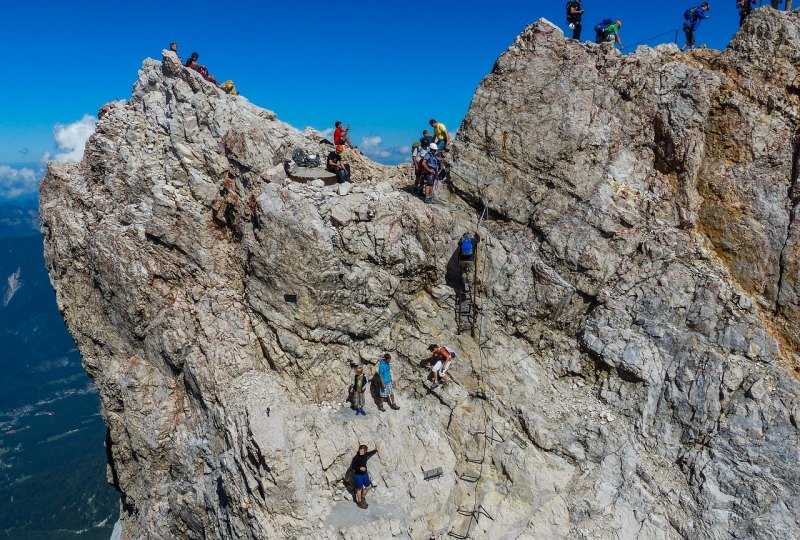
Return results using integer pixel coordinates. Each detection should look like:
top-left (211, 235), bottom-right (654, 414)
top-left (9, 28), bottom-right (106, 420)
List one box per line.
top-left (41, 8), bottom-right (798, 540)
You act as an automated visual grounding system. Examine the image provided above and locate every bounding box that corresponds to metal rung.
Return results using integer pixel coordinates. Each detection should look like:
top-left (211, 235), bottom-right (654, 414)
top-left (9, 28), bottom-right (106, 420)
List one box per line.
top-left (448, 530), bottom-right (469, 539)
top-left (456, 507), bottom-right (475, 516)
top-left (423, 467), bottom-right (443, 481)
top-left (511, 433), bottom-right (528, 448)
top-left (459, 472), bottom-right (480, 483)
top-left (465, 455), bottom-right (484, 464)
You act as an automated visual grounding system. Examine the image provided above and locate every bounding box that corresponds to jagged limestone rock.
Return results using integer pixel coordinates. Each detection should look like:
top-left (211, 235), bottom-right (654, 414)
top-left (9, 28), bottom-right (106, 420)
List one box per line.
top-left (41, 10), bottom-right (798, 540)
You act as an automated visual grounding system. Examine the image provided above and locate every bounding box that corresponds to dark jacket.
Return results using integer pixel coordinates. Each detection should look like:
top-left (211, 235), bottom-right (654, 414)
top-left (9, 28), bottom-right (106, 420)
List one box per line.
top-left (350, 450), bottom-right (377, 473)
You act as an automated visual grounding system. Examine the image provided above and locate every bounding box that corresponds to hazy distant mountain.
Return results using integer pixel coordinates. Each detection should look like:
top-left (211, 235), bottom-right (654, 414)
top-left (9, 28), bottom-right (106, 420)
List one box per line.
top-left (0, 200), bottom-right (39, 237)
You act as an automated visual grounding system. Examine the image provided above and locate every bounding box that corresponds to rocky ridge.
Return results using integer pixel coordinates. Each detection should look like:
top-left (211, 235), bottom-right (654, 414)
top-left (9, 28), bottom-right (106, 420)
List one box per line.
top-left (42, 9), bottom-right (799, 540)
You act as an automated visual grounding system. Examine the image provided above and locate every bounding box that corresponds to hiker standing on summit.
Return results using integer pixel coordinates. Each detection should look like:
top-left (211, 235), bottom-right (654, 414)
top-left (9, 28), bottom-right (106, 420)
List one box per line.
top-left (566, 0), bottom-right (585, 41)
top-left (682, 3), bottom-right (710, 51)
top-left (737, 0), bottom-right (756, 27)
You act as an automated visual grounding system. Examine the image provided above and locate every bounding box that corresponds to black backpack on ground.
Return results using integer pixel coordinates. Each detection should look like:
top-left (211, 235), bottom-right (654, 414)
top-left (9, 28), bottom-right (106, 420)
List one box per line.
top-left (292, 148), bottom-right (321, 168)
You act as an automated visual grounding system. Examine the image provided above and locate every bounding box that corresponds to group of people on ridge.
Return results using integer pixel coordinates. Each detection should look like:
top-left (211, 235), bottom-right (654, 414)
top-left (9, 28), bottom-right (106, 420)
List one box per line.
top-left (345, 342), bottom-right (460, 509)
top-left (566, 2), bottom-right (739, 53)
top-left (410, 119), bottom-right (451, 203)
top-left (169, 42), bottom-right (238, 95)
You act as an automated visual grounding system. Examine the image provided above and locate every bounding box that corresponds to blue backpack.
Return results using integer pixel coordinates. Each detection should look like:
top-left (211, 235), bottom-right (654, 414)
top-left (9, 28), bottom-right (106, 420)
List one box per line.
top-left (461, 238), bottom-right (474, 256)
top-left (594, 18), bottom-right (614, 33)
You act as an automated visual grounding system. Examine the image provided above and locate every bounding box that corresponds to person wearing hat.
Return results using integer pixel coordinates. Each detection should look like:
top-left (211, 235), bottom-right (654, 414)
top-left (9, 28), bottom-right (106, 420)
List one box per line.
top-left (419, 143), bottom-right (441, 203)
top-left (327, 145), bottom-right (352, 183)
top-left (352, 366), bottom-right (368, 415)
top-left (377, 353), bottom-right (400, 411)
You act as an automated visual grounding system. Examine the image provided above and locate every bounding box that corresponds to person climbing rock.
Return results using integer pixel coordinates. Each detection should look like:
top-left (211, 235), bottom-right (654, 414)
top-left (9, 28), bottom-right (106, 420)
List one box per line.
top-left (737, 0), bottom-right (756, 26)
top-left (428, 344), bottom-right (456, 386)
top-left (458, 231), bottom-right (481, 292)
top-left (327, 145), bottom-right (352, 183)
top-left (682, 3), bottom-right (710, 51)
top-left (429, 119), bottom-right (450, 150)
top-left (566, 0), bottom-right (585, 41)
top-left (594, 19), bottom-right (623, 50)
top-left (350, 442), bottom-right (381, 509)
top-left (377, 353), bottom-right (400, 411)
top-left (411, 140), bottom-right (426, 195)
top-left (185, 52), bottom-right (218, 85)
top-left (352, 366), bottom-right (368, 416)
top-left (420, 143), bottom-right (441, 203)
top-left (333, 121), bottom-right (356, 149)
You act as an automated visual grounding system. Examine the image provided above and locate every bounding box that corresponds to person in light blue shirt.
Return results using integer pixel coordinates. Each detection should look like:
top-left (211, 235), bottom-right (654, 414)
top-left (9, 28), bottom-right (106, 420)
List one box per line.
top-left (377, 353), bottom-right (400, 412)
top-left (682, 3), bottom-right (710, 51)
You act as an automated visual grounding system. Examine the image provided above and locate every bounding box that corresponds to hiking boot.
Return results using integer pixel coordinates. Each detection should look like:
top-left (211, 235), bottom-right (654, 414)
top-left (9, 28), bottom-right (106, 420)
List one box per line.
top-left (390, 404), bottom-right (400, 410)
top-left (359, 408), bottom-right (366, 415)
top-left (356, 499), bottom-right (368, 509)
top-left (378, 406), bottom-right (386, 412)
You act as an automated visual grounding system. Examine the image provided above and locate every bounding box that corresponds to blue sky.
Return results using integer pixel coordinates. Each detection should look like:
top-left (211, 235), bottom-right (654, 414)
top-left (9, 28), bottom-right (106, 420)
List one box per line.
top-left (0, 1), bottom-right (770, 200)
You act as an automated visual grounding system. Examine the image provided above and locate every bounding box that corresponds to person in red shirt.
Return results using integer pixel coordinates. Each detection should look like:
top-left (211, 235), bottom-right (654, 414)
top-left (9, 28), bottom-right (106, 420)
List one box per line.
top-left (428, 344), bottom-right (456, 386)
top-left (333, 121), bottom-right (355, 149)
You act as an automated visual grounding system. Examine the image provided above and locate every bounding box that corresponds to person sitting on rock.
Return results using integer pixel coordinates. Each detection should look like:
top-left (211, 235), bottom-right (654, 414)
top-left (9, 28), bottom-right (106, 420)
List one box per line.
top-left (377, 353), bottom-right (400, 411)
top-left (429, 119), bottom-right (450, 150)
top-left (350, 442), bottom-right (380, 509)
top-left (428, 344), bottom-right (456, 386)
top-left (185, 52), bottom-right (218, 85)
top-left (333, 121), bottom-right (356, 149)
top-left (419, 142), bottom-right (441, 203)
top-left (351, 366), bottom-right (368, 416)
top-left (327, 145), bottom-right (352, 183)
top-left (169, 42), bottom-right (182, 62)
top-left (681, 3), bottom-right (710, 51)
top-left (458, 231), bottom-right (481, 292)
top-left (594, 19), bottom-right (624, 50)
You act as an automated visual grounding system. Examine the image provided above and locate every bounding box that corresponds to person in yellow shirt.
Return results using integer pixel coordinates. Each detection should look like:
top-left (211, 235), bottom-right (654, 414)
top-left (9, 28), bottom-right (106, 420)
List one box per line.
top-left (429, 119), bottom-right (450, 149)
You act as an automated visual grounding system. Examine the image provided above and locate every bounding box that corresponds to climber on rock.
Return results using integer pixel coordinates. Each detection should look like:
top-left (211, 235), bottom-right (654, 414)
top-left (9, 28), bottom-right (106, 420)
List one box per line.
top-left (429, 344), bottom-right (456, 386)
top-left (566, 0), bottom-right (585, 41)
top-left (682, 3), bottom-right (710, 51)
top-left (349, 442), bottom-right (381, 509)
top-left (458, 231), bottom-right (481, 292)
top-left (420, 143), bottom-right (441, 203)
top-left (327, 145), bottom-right (352, 183)
top-left (377, 353), bottom-right (400, 411)
top-left (429, 119), bottom-right (450, 150)
top-left (594, 19), bottom-right (623, 50)
top-left (185, 52), bottom-right (219, 85)
top-left (420, 129), bottom-right (434, 149)
top-left (411, 140), bottom-right (425, 195)
top-left (351, 366), bottom-right (368, 416)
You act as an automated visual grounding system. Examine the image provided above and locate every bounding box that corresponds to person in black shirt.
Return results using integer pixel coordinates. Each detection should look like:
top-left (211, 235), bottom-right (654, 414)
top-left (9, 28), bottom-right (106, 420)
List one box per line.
top-left (327, 145), bottom-right (352, 183)
top-left (566, 0), bottom-right (584, 41)
top-left (350, 443), bottom-right (380, 509)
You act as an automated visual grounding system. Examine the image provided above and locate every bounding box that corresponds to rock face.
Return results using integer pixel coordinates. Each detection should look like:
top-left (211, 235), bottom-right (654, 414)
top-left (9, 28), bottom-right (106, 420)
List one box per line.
top-left (41, 10), bottom-right (799, 540)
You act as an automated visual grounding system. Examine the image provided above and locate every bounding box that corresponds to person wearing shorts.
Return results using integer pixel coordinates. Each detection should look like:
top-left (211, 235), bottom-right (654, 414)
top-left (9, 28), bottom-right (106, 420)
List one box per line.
top-left (377, 353), bottom-right (400, 412)
top-left (350, 443), bottom-right (380, 509)
top-left (428, 344), bottom-right (455, 386)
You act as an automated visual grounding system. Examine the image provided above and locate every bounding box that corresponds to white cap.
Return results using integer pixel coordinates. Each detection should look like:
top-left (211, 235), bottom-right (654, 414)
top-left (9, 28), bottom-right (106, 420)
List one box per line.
top-left (429, 143), bottom-right (438, 150)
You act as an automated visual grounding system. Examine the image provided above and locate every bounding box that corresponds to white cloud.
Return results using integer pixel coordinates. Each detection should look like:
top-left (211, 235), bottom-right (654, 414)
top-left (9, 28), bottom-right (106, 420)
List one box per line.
top-left (319, 127), bottom-right (335, 139)
top-left (359, 136), bottom-right (392, 159)
top-left (0, 165), bottom-right (39, 199)
top-left (51, 114), bottom-right (97, 163)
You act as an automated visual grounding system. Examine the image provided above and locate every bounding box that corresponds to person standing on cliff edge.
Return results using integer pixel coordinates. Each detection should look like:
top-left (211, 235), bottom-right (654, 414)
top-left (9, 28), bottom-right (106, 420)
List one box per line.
top-left (681, 3), bottom-right (710, 51)
top-left (349, 442), bottom-right (381, 509)
top-left (566, 0), bottom-right (585, 41)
